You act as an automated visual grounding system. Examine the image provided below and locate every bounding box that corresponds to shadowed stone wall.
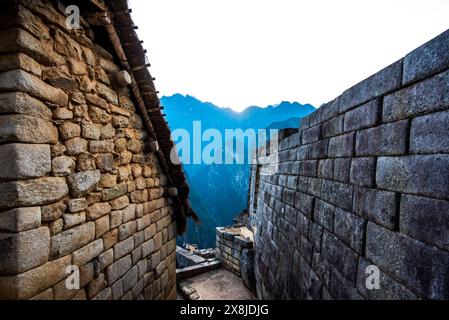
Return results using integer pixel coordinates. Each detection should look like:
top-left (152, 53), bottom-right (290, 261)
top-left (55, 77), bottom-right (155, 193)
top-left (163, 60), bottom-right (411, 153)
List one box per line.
top-left (0, 0), bottom-right (177, 300)
top-left (249, 29), bottom-right (449, 300)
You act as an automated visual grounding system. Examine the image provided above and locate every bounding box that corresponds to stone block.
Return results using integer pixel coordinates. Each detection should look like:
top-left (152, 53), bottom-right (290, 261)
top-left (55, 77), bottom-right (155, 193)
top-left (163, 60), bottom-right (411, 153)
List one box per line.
top-left (410, 110), bottom-right (449, 154)
top-left (73, 239), bottom-right (104, 266)
top-left (0, 255), bottom-right (71, 299)
top-left (0, 52), bottom-right (42, 77)
top-left (313, 200), bottom-right (334, 231)
top-left (118, 221), bottom-right (137, 241)
top-left (95, 215), bottom-right (110, 239)
top-left (308, 139), bottom-right (328, 159)
top-left (403, 29), bottom-right (449, 85)
top-left (122, 266), bottom-right (138, 293)
top-left (333, 158), bottom-right (351, 182)
top-left (383, 69), bottom-right (449, 122)
top-left (344, 99), bottom-right (380, 132)
top-left (0, 177), bottom-right (68, 209)
top-left (302, 125), bottom-right (321, 144)
top-left (328, 132), bottom-right (354, 158)
top-left (0, 143), bottom-right (50, 180)
top-left (62, 212), bottom-right (85, 229)
top-left (59, 122), bottom-right (80, 140)
top-left (82, 122), bottom-right (101, 140)
top-left (400, 195), bottom-right (449, 251)
top-left (0, 227), bottom-right (49, 274)
top-left (0, 114), bottom-right (58, 144)
top-left (0, 207), bottom-right (41, 232)
top-left (349, 157), bottom-right (376, 187)
top-left (52, 156), bottom-right (75, 177)
top-left (329, 269), bottom-right (363, 300)
top-left (300, 160), bottom-right (318, 177)
top-left (99, 249), bottom-right (114, 270)
top-left (366, 222), bottom-right (449, 299)
top-left (65, 137), bottom-right (88, 156)
top-left (355, 120), bottom-right (408, 156)
top-left (100, 124), bottom-right (115, 139)
top-left (114, 237), bottom-right (135, 260)
top-left (0, 28), bottom-right (64, 66)
top-left (294, 192), bottom-right (314, 217)
top-left (67, 170), bottom-right (101, 197)
top-left (50, 222), bottom-right (95, 258)
top-left (88, 106), bottom-right (111, 124)
top-left (322, 231), bottom-right (358, 284)
top-left (0, 92), bottom-right (51, 119)
top-left (376, 155), bottom-right (449, 200)
top-left (41, 201), bottom-right (66, 222)
top-left (106, 255), bottom-right (132, 285)
top-left (320, 180), bottom-right (353, 211)
top-left (89, 141), bottom-right (115, 153)
top-left (322, 115), bottom-right (344, 138)
top-left (0, 69), bottom-right (68, 106)
top-left (110, 195), bottom-right (130, 210)
top-left (318, 159), bottom-right (334, 179)
top-left (340, 60), bottom-right (402, 112)
top-left (353, 187), bottom-right (397, 229)
top-left (68, 198), bottom-right (88, 213)
top-left (86, 202), bottom-right (111, 221)
top-left (333, 208), bottom-right (365, 253)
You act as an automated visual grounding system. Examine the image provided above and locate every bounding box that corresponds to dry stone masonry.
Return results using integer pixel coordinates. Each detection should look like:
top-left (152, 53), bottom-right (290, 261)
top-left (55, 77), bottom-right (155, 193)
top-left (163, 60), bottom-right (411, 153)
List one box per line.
top-left (0, 0), bottom-right (186, 300)
top-left (248, 29), bottom-right (449, 300)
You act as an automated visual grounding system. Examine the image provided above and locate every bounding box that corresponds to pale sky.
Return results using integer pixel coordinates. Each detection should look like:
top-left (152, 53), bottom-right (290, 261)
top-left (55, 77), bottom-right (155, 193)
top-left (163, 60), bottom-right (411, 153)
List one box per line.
top-left (129, 0), bottom-right (449, 112)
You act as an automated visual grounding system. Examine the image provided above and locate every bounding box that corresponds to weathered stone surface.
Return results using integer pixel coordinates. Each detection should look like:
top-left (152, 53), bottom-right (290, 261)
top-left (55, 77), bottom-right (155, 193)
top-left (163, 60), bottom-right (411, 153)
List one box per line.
top-left (41, 201), bottom-right (66, 222)
top-left (328, 132), bottom-right (354, 158)
top-left (59, 122), bottom-right (80, 140)
top-left (313, 200), bottom-right (334, 231)
top-left (98, 249), bottom-right (114, 270)
top-left (53, 107), bottom-right (73, 120)
top-left (103, 229), bottom-right (118, 250)
top-left (340, 60), bottom-right (402, 112)
top-left (356, 258), bottom-right (417, 300)
top-left (349, 157), bottom-right (375, 187)
top-left (82, 122), bottom-right (101, 140)
top-left (0, 53), bottom-right (42, 77)
top-left (322, 231), bottom-right (358, 284)
top-left (0, 114), bottom-right (58, 144)
top-left (76, 153), bottom-right (96, 171)
top-left (0, 70), bottom-right (68, 106)
top-left (333, 158), bottom-right (350, 182)
top-left (0, 255), bottom-right (71, 300)
top-left (110, 195), bottom-right (130, 210)
top-left (329, 269), bottom-right (363, 300)
top-left (0, 28), bottom-right (64, 66)
top-left (377, 155), bottom-right (449, 200)
top-left (67, 170), bottom-right (101, 197)
top-left (86, 202), bottom-right (111, 221)
top-left (400, 195), bottom-right (449, 251)
top-left (114, 237), bottom-right (134, 260)
top-left (50, 222), bottom-right (95, 258)
top-left (403, 29), bottom-right (449, 85)
top-left (62, 211), bottom-right (86, 229)
top-left (65, 137), bottom-right (88, 156)
top-left (383, 69), bottom-right (449, 122)
top-left (355, 120), bottom-right (408, 156)
top-left (366, 222), bottom-right (449, 299)
top-left (353, 187), bottom-right (397, 230)
top-left (106, 255), bottom-right (132, 285)
top-left (344, 99), bottom-right (380, 132)
top-left (73, 239), bottom-right (104, 266)
top-left (302, 125), bottom-right (321, 144)
top-left (102, 183), bottom-right (128, 201)
top-left (0, 207), bottom-right (41, 232)
top-left (0, 177), bottom-right (68, 209)
top-left (320, 180), bottom-right (353, 211)
top-left (89, 106), bottom-right (111, 124)
top-left (410, 110), bottom-right (449, 154)
top-left (95, 215), bottom-right (110, 238)
top-left (118, 221), bottom-right (137, 242)
top-left (333, 208), bottom-right (365, 253)
top-left (100, 124), bottom-right (115, 139)
top-left (0, 144), bottom-right (51, 180)
top-left (97, 153), bottom-right (115, 172)
top-left (89, 141), bottom-right (114, 153)
top-left (96, 82), bottom-right (118, 105)
top-left (52, 156), bottom-right (75, 177)
top-left (322, 115), bottom-right (344, 138)
top-left (100, 173), bottom-right (117, 188)
top-left (0, 227), bottom-right (49, 274)
top-left (0, 92), bottom-right (51, 120)
top-left (112, 115), bottom-right (129, 128)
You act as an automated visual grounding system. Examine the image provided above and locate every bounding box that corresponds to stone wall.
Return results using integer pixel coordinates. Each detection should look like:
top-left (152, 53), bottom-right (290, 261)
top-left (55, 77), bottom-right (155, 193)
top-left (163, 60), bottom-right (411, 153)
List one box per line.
top-left (0, 0), bottom-right (177, 299)
top-left (249, 29), bottom-right (449, 300)
top-left (216, 227), bottom-right (253, 277)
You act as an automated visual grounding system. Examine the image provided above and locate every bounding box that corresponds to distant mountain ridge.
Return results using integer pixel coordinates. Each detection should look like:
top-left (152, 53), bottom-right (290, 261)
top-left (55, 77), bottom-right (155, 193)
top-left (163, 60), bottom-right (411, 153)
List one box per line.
top-left (161, 94), bottom-right (315, 248)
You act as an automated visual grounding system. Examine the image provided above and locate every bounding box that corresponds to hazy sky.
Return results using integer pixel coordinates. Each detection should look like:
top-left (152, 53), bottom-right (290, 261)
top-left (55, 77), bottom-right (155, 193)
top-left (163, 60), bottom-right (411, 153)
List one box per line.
top-left (129, 0), bottom-right (449, 112)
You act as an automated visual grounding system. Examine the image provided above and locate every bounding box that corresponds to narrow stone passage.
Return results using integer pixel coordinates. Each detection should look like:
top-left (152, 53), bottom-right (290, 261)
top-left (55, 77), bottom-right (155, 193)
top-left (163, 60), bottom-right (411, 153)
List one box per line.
top-left (179, 268), bottom-right (255, 300)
